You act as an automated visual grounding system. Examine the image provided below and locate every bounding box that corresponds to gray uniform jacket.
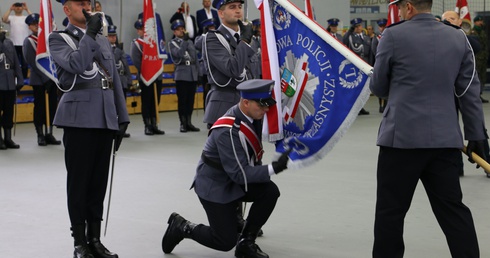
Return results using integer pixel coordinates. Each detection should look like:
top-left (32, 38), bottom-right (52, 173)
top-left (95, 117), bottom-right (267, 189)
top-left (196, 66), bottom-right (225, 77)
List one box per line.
top-left (0, 38), bottom-right (23, 91)
top-left (111, 45), bottom-right (132, 90)
top-left (194, 105), bottom-right (270, 204)
top-left (371, 13), bottom-right (486, 149)
top-left (194, 34), bottom-right (206, 77)
top-left (23, 35), bottom-right (50, 86)
top-left (49, 25), bottom-right (129, 130)
top-left (344, 31), bottom-right (372, 64)
top-left (169, 37), bottom-right (198, 82)
top-left (202, 25), bottom-right (255, 124)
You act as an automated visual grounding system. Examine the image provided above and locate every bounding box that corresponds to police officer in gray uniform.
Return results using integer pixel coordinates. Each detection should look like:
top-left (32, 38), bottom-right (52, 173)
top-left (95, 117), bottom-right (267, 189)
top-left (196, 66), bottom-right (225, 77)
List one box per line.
top-left (162, 79), bottom-right (290, 258)
top-left (130, 18), bottom-right (165, 136)
top-left (49, 0), bottom-right (129, 257)
top-left (327, 18), bottom-right (343, 43)
top-left (169, 19), bottom-right (201, 133)
top-left (195, 18), bottom-right (216, 111)
top-left (23, 13), bottom-right (61, 146)
top-left (202, 0), bottom-right (255, 128)
top-left (0, 26), bottom-right (23, 150)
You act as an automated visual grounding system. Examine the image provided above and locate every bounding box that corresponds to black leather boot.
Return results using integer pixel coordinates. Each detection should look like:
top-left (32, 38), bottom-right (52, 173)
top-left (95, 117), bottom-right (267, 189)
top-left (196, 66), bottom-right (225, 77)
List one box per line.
top-left (87, 222), bottom-right (118, 258)
top-left (237, 203), bottom-right (263, 237)
top-left (4, 128), bottom-right (19, 149)
top-left (186, 115), bottom-right (200, 132)
top-left (35, 126), bottom-right (47, 146)
top-left (151, 118), bottom-right (165, 135)
top-left (144, 118), bottom-right (154, 135)
top-left (71, 224), bottom-right (94, 258)
top-left (180, 116), bottom-right (187, 133)
top-left (45, 126), bottom-right (61, 145)
top-left (235, 222), bottom-right (269, 258)
top-left (0, 128), bottom-right (7, 150)
top-left (162, 212), bottom-right (197, 254)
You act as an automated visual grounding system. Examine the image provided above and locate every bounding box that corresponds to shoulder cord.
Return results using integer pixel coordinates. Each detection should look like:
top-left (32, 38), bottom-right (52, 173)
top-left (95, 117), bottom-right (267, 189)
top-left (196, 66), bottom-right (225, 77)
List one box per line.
top-left (348, 34), bottom-right (364, 54)
top-left (455, 29), bottom-right (476, 98)
top-left (203, 32), bottom-right (233, 87)
top-left (170, 40), bottom-right (190, 65)
top-left (229, 120), bottom-right (249, 192)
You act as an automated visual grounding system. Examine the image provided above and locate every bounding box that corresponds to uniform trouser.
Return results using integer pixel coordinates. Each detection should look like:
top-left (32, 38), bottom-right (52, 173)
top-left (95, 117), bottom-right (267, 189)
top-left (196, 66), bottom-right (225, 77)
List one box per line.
top-left (32, 81), bottom-right (58, 127)
top-left (63, 127), bottom-right (114, 226)
top-left (476, 59), bottom-right (487, 94)
top-left (202, 75), bottom-right (210, 111)
top-left (373, 147), bottom-right (479, 258)
top-left (0, 90), bottom-right (16, 129)
top-left (175, 80), bottom-right (197, 120)
top-left (192, 182), bottom-right (280, 252)
top-left (140, 79), bottom-right (162, 119)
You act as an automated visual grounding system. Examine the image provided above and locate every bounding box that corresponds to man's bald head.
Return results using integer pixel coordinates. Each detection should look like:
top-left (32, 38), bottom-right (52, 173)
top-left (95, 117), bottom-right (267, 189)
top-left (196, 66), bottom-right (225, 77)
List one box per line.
top-left (442, 11), bottom-right (462, 27)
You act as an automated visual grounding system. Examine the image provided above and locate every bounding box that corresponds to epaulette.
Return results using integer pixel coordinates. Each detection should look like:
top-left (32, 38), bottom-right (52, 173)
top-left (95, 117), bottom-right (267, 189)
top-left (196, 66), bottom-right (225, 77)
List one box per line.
top-left (442, 20), bottom-right (461, 30)
top-left (387, 20), bottom-right (406, 28)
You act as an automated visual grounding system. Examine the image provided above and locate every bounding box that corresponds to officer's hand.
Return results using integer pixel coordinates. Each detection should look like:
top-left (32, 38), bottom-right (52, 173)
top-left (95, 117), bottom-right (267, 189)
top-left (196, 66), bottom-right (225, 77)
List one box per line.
top-left (16, 84), bottom-right (24, 92)
top-left (466, 140), bottom-right (487, 168)
top-left (183, 32), bottom-right (190, 41)
top-left (238, 19), bottom-right (253, 44)
top-left (114, 122), bottom-right (129, 152)
top-left (83, 9), bottom-right (102, 40)
top-left (272, 149), bottom-right (292, 174)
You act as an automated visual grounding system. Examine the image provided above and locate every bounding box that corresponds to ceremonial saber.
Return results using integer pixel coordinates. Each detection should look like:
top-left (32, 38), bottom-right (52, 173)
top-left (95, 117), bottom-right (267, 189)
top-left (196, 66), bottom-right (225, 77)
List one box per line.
top-left (13, 90), bottom-right (17, 136)
top-left (244, 0), bottom-right (248, 22)
top-left (274, 0), bottom-right (372, 75)
top-left (104, 141), bottom-right (117, 237)
top-left (462, 146), bottom-right (490, 173)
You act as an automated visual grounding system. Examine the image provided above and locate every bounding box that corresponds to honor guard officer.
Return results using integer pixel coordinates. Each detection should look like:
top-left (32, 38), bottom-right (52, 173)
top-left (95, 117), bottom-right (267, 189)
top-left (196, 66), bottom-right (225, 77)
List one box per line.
top-left (107, 24), bottom-right (131, 138)
top-left (327, 18), bottom-right (343, 42)
top-left (22, 13), bottom-right (61, 146)
top-left (162, 79), bottom-right (290, 258)
top-left (371, 18), bottom-right (388, 113)
top-left (250, 19), bottom-right (262, 79)
top-left (169, 19), bottom-right (201, 133)
top-left (343, 17), bottom-right (371, 115)
top-left (130, 18), bottom-right (166, 136)
top-left (49, 0), bottom-right (129, 257)
top-left (194, 18), bottom-right (217, 110)
top-left (0, 25), bottom-right (23, 150)
top-left (202, 0), bottom-right (256, 128)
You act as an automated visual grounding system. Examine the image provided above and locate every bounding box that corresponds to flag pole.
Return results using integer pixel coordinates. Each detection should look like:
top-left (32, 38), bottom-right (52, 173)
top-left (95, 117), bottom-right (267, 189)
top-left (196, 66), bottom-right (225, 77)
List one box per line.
top-left (274, 0), bottom-right (373, 75)
top-left (462, 146), bottom-right (490, 173)
top-left (153, 83), bottom-right (160, 124)
top-left (45, 91), bottom-right (51, 132)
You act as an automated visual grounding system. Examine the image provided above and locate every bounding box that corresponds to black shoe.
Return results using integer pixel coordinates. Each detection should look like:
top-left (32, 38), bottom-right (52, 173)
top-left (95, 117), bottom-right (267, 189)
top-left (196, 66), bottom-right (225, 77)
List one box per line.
top-left (481, 96), bottom-right (489, 103)
top-left (358, 108), bottom-right (370, 115)
top-left (45, 134), bottom-right (61, 145)
top-left (38, 134), bottom-right (47, 146)
top-left (88, 239), bottom-right (118, 258)
top-left (123, 133), bottom-right (130, 138)
top-left (73, 244), bottom-right (94, 258)
top-left (162, 212), bottom-right (186, 254)
top-left (187, 123), bottom-right (200, 132)
top-left (235, 239), bottom-right (269, 258)
top-left (180, 124), bottom-right (187, 133)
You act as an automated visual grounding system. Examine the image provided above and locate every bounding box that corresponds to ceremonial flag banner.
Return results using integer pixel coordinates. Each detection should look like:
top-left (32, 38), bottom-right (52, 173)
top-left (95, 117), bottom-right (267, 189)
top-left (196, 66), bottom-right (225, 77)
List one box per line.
top-left (387, 0), bottom-right (400, 26)
top-left (455, 0), bottom-right (472, 33)
top-left (304, 0), bottom-right (314, 20)
top-left (140, 0), bottom-right (163, 86)
top-left (256, 0), bottom-right (372, 168)
top-left (36, 0), bottom-right (57, 82)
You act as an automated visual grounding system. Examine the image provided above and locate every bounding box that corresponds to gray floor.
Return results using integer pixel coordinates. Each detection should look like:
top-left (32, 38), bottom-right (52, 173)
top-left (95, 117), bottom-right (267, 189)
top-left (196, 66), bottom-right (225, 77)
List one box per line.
top-left (1, 95), bottom-right (490, 258)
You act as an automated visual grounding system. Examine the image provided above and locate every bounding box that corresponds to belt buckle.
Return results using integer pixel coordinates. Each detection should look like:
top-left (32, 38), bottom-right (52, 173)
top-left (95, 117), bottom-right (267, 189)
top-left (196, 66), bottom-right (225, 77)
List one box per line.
top-left (5, 63), bottom-right (10, 70)
top-left (101, 78), bottom-right (109, 90)
top-left (185, 60), bottom-right (190, 66)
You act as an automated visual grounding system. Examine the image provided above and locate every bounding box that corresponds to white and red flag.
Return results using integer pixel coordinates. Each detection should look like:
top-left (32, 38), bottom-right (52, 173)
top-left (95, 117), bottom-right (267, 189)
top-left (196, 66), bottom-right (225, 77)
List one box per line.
top-left (140, 0), bottom-right (163, 86)
top-left (455, 0), bottom-right (471, 23)
top-left (36, 0), bottom-right (57, 82)
top-left (304, 0), bottom-right (314, 20)
top-left (387, 0), bottom-right (400, 26)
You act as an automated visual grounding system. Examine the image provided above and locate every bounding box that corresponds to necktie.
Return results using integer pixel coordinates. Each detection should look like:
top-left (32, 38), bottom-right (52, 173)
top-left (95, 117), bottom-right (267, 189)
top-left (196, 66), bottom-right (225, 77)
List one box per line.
top-left (234, 33), bottom-right (240, 43)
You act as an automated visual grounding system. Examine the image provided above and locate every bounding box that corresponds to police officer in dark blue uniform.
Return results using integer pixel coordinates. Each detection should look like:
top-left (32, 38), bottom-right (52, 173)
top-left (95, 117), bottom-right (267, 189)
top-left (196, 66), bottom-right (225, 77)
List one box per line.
top-left (327, 18), bottom-right (343, 42)
top-left (23, 13), bottom-right (61, 146)
top-left (162, 79), bottom-right (290, 258)
top-left (49, 0), bottom-right (129, 257)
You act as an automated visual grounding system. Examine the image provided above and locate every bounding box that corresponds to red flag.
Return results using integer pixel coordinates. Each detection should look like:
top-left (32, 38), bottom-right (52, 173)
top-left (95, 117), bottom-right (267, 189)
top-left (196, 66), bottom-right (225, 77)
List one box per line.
top-left (387, 0), bottom-right (400, 26)
top-left (140, 0), bottom-right (163, 86)
top-left (304, 0), bottom-right (314, 20)
top-left (36, 0), bottom-right (57, 82)
top-left (455, 0), bottom-right (471, 24)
